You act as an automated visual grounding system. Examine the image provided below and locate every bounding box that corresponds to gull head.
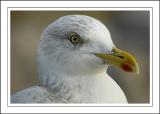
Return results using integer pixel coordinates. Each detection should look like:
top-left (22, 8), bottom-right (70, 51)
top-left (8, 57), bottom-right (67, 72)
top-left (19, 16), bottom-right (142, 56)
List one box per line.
top-left (38, 15), bottom-right (139, 82)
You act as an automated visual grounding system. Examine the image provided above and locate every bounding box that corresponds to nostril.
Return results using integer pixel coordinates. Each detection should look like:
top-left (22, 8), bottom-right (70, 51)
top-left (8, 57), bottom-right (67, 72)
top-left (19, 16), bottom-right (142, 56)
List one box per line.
top-left (118, 55), bottom-right (125, 59)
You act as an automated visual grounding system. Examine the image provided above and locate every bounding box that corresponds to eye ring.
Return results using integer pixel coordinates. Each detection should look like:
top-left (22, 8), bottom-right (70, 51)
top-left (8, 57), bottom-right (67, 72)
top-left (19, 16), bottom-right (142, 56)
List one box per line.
top-left (69, 32), bottom-right (80, 44)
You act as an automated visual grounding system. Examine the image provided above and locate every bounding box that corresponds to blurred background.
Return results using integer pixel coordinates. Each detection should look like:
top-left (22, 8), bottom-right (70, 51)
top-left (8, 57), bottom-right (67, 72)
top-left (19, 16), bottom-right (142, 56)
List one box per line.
top-left (11, 11), bottom-right (150, 103)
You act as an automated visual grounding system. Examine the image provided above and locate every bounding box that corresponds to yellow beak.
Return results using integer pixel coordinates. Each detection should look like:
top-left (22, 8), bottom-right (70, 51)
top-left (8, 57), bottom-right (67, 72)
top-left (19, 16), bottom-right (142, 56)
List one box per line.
top-left (95, 48), bottom-right (139, 74)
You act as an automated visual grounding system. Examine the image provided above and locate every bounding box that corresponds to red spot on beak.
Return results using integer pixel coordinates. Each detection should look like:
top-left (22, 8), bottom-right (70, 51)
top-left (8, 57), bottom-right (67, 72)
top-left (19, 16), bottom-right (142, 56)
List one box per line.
top-left (121, 64), bottom-right (132, 72)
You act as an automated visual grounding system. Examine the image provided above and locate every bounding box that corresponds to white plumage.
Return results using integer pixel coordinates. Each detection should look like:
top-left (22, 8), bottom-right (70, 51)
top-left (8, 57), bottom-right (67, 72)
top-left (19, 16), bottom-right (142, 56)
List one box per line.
top-left (11, 15), bottom-right (128, 103)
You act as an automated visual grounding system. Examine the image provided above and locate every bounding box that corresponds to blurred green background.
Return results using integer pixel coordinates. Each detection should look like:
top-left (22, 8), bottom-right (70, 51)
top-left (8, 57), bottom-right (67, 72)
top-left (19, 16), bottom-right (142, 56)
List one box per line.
top-left (11, 11), bottom-right (150, 103)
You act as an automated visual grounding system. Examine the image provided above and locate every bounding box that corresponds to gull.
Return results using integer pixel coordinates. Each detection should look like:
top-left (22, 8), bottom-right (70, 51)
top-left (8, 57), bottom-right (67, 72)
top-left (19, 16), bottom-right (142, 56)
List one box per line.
top-left (11, 15), bottom-right (139, 103)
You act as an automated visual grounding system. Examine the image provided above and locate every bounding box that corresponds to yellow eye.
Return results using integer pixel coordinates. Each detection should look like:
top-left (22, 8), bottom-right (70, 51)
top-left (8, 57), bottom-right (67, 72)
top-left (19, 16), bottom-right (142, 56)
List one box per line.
top-left (69, 33), bottom-right (80, 44)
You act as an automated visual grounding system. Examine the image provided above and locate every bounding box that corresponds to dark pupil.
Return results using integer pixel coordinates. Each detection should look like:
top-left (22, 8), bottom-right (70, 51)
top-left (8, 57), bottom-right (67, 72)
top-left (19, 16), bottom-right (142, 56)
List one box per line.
top-left (72, 37), bottom-right (77, 42)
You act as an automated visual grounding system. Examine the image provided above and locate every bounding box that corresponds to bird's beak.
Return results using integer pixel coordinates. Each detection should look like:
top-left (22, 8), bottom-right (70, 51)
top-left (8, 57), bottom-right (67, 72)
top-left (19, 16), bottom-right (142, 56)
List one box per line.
top-left (95, 48), bottom-right (139, 74)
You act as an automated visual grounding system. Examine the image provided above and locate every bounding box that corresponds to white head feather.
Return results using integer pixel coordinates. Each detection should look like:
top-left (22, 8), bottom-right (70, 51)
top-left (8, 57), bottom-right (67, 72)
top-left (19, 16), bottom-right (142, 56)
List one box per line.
top-left (38, 15), bottom-right (115, 82)
top-left (11, 15), bottom-right (127, 103)
top-left (37, 15), bottom-right (126, 103)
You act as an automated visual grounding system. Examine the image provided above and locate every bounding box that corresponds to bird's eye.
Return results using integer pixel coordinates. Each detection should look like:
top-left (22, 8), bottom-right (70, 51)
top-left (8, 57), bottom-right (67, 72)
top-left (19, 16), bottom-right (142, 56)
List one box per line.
top-left (68, 32), bottom-right (80, 44)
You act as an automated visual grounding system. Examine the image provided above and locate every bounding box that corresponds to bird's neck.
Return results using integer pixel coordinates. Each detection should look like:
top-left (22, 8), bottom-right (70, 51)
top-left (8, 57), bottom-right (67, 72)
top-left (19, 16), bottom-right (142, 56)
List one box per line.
top-left (40, 71), bottom-right (108, 103)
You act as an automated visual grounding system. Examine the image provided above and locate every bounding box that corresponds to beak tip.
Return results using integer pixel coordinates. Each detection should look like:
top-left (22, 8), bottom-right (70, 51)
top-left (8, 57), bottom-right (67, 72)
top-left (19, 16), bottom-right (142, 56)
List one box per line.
top-left (136, 70), bottom-right (139, 75)
top-left (136, 69), bottom-right (140, 75)
top-left (135, 64), bottom-right (140, 75)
